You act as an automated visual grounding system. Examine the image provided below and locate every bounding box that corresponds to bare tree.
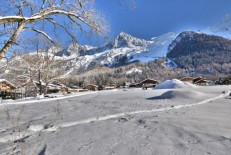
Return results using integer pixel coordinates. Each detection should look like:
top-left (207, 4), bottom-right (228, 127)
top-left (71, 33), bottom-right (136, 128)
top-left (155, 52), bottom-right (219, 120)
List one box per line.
top-left (0, 0), bottom-right (108, 61)
top-left (3, 37), bottom-right (74, 96)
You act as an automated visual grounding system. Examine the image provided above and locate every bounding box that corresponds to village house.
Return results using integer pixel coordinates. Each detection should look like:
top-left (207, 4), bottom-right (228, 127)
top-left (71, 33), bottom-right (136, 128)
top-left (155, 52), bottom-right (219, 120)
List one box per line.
top-left (78, 89), bottom-right (89, 92)
top-left (180, 77), bottom-right (194, 83)
top-left (67, 86), bottom-right (79, 93)
top-left (179, 77), bottom-right (209, 86)
top-left (0, 79), bottom-right (16, 100)
top-left (0, 79), bottom-right (16, 92)
top-left (47, 83), bottom-right (66, 93)
top-left (193, 77), bottom-right (208, 86)
top-left (128, 83), bottom-right (138, 88)
top-left (83, 84), bottom-right (98, 91)
top-left (136, 78), bottom-right (159, 88)
top-left (194, 79), bottom-right (208, 86)
top-left (193, 77), bottom-right (204, 84)
top-left (68, 86), bottom-right (87, 93)
top-left (16, 80), bottom-right (45, 97)
top-left (16, 80), bottom-right (69, 98)
top-left (15, 87), bottom-right (26, 99)
top-left (48, 81), bottom-right (68, 93)
top-left (104, 84), bottom-right (117, 90)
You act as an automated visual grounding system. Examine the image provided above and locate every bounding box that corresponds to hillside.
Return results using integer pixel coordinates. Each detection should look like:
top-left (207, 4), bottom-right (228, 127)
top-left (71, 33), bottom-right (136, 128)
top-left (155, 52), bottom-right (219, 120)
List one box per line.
top-left (167, 31), bottom-right (231, 74)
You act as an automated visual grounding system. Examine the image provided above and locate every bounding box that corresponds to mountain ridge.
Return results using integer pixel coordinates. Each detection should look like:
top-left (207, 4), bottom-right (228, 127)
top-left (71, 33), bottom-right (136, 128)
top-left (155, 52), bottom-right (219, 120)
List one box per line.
top-left (53, 31), bottom-right (178, 71)
top-left (167, 31), bottom-right (231, 74)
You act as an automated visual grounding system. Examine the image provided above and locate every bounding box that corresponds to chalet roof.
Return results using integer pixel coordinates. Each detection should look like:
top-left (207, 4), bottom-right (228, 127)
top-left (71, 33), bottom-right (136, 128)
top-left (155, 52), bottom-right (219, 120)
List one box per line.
top-left (48, 84), bottom-right (61, 90)
top-left (193, 77), bottom-right (206, 83)
top-left (34, 81), bottom-right (46, 86)
top-left (194, 79), bottom-right (208, 84)
top-left (193, 77), bottom-right (204, 80)
top-left (84, 84), bottom-right (98, 88)
top-left (108, 84), bottom-right (116, 86)
top-left (0, 79), bottom-right (16, 88)
top-left (180, 77), bottom-right (193, 81)
top-left (51, 80), bottom-right (66, 87)
top-left (104, 86), bottom-right (116, 89)
top-left (140, 78), bottom-right (159, 84)
top-left (129, 83), bottom-right (138, 86)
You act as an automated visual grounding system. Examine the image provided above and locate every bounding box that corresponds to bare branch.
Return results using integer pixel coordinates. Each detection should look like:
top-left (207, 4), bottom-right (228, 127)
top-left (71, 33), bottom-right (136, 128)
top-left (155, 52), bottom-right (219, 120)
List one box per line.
top-left (45, 18), bottom-right (77, 43)
top-left (40, 0), bottom-right (48, 11)
top-left (0, 16), bottom-right (25, 24)
top-left (23, 27), bottom-right (54, 43)
top-left (0, 0), bottom-right (108, 60)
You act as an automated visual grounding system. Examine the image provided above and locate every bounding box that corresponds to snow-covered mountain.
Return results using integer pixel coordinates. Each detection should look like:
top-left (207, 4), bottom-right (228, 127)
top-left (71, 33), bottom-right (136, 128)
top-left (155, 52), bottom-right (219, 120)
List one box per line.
top-left (55, 32), bottom-right (177, 71)
top-left (0, 32), bottom-right (177, 78)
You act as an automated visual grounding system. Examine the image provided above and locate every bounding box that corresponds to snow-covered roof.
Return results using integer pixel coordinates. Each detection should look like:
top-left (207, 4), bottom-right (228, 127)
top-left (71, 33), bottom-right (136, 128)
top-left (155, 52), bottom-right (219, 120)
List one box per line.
top-left (84, 84), bottom-right (98, 88)
top-left (0, 79), bottom-right (16, 88)
top-left (194, 79), bottom-right (208, 84)
top-left (104, 86), bottom-right (116, 89)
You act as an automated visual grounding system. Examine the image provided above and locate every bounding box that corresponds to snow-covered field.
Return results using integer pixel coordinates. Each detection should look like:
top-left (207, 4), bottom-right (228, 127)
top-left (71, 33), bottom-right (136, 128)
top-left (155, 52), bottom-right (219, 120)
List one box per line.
top-left (0, 85), bottom-right (231, 155)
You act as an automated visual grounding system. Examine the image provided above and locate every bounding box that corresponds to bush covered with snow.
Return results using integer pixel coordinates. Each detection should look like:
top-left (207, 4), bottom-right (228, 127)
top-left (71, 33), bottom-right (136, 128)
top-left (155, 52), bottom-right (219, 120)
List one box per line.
top-left (155, 79), bottom-right (197, 89)
top-left (126, 68), bottom-right (142, 75)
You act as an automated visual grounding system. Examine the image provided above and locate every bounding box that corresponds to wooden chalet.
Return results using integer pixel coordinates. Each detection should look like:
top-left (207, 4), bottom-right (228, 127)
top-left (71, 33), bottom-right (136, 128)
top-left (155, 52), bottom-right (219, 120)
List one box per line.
top-left (83, 84), bottom-right (98, 91)
top-left (0, 79), bottom-right (16, 92)
top-left (128, 83), bottom-right (138, 88)
top-left (105, 84), bottom-right (117, 90)
top-left (16, 80), bottom-right (69, 97)
top-left (194, 79), bottom-right (208, 86)
top-left (193, 77), bottom-right (204, 83)
top-left (48, 81), bottom-right (68, 93)
top-left (180, 77), bottom-right (193, 83)
top-left (136, 78), bottom-right (159, 88)
top-left (193, 77), bottom-right (205, 84)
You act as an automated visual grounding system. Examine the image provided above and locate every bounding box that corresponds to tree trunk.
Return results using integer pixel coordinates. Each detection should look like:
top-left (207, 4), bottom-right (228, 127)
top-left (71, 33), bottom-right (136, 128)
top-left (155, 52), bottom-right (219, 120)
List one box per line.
top-left (44, 84), bottom-right (48, 95)
top-left (38, 70), bottom-right (42, 95)
top-left (0, 52), bottom-right (4, 62)
top-left (0, 22), bottom-right (26, 62)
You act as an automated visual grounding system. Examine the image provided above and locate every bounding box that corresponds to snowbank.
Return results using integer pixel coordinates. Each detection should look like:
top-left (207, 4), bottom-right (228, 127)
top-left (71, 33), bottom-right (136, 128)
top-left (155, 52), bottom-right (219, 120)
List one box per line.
top-left (150, 90), bottom-right (206, 100)
top-left (155, 79), bottom-right (197, 89)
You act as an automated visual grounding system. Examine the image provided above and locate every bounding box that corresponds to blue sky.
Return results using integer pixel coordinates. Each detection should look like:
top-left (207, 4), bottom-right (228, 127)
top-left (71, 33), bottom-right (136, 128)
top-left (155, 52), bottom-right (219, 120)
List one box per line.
top-left (90, 0), bottom-right (231, 44)
top-left (4, 0), bottom-right (231, 51)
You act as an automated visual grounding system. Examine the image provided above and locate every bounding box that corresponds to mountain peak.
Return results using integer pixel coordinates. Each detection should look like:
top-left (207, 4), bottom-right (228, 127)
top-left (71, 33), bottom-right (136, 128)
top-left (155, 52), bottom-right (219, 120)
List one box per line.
top-left (115, 32), bottom-right (134, 41)
top-left (118, 31), bottom-right (130, 37)
top-left (112, 32), bottom-right (150, 48)
top-left (179, 31), bottom-right (197, 36)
